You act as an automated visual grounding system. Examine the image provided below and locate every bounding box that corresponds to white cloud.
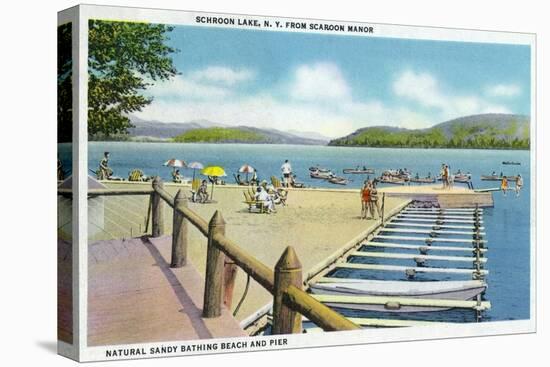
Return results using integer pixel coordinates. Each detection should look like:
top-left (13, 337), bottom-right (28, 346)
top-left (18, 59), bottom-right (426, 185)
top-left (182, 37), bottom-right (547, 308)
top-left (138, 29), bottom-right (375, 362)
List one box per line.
top-left (144, 66), bottom-right (256, 101)
top-left (136, 66), bottom-right (517, 138)
top-left (289, 62), bottom-right (351, 102)
top-left (190, 66), bottom-right (255, 86)
top-left (485, 84), bottom-right (521, 98)
top-left (146, 75), bottom-right (230, 100)
top-left (393, 70), bottom-right (511, 120)
top-left (135, 93), bottom-right (437, 138)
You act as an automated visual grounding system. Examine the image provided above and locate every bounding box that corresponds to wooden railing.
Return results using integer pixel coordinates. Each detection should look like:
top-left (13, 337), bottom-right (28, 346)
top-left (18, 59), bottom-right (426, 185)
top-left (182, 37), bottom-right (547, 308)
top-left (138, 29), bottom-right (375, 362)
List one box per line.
top-left (70, 177), bottom-right (361, 334)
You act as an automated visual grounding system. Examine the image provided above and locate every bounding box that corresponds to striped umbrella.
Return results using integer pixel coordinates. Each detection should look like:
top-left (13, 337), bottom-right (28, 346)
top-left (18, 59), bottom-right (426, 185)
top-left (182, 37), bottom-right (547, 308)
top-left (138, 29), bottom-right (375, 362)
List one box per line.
top-left (163, 159), bottom-right (187, 180)
top-left (187, 161), bottom-right (204, 181)
top-left (163, 159), bottom-right (187, 168)
top-left (238, 164), bottom-right (256, 182)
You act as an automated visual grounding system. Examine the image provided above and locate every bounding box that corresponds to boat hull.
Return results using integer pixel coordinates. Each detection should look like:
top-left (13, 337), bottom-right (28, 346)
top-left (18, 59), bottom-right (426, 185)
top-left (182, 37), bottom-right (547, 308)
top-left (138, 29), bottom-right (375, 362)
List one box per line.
top-left (481, 175), bottom-right (519, 181)
top-left (409, 178), bottom-right (436, 184)
top-left (310, 280), bottom-right (486, 312)
top-left (343, 169), bottom-right (375, 174)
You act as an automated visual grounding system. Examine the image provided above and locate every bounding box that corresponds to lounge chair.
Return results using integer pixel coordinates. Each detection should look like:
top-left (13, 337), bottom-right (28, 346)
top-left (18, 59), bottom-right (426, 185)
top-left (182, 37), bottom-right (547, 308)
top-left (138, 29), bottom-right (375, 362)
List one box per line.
top-left (128, 169), bottom-right (145, 182)
top-left (190, 178), bottom-right (201, 202)
top-left (271, 176), bottom-right (282, 189)
top-left (243, 191), bottom-right (267, 213)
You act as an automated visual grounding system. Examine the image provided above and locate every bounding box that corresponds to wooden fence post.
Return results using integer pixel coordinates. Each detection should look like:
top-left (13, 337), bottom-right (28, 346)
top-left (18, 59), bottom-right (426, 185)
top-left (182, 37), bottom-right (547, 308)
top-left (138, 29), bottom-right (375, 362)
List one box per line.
top-left (203, 211), bottom-right (226, 318)
top-left (223, 260), bottom-right (238, 310)
top-left (170, 189), bottom-right (188, 268)
top-left (272, 246), bottom-right (303, 334)
top-left (151, 177), bottom-right (164, 237)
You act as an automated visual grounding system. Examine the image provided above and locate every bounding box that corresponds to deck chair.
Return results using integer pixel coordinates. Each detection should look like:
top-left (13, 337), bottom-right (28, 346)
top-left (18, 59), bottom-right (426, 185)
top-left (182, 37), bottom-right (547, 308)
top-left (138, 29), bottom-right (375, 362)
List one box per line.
top-left (243, 191), bottom-right (267, 213)
top-left (128, 169), bottom-right (144, 182)
top-left (190, 178), bottom-right (201, 202)
top-left (271, 176), bottom-right (282, 189)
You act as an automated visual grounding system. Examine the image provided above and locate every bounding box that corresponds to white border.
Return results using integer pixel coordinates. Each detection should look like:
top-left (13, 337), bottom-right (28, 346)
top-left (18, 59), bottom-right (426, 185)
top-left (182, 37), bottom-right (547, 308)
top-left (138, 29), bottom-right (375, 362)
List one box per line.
top-left (57, 6), bottom-right (79, 361)
top-left (62, 4), bottom-right (536, 362)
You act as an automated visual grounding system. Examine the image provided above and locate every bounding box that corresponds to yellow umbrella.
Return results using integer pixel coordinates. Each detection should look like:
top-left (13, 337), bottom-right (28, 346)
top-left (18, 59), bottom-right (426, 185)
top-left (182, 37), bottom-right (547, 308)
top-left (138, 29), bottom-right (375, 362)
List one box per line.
top-left (201, 166), bottom-right (227, 177)
top-left (201, 166), bottom-right (226, 200)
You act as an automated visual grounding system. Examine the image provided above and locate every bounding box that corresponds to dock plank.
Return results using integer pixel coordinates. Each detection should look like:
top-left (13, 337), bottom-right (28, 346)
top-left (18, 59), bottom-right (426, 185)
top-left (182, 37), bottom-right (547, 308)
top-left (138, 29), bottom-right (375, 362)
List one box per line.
top-left (350, 251), bottom-right (487, 263)
top-left (334, 262), bottom-right (489, 275)
top-left (362, 241), bottom-right (487, 253)
top-left (374, 235), bottom-right (486, 244)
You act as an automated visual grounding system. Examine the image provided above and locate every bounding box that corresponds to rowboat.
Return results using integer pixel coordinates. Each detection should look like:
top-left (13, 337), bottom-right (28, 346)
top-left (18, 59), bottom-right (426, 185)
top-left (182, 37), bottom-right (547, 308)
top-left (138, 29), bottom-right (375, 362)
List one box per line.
top-left (409, 177), bottom-right (436, 184)
top-left (502, 161), bottom-right (521, 165)
top-left (481, 174), bottom-right (519, 181)
top-left (382, 170), bottom-right (411, 180)
top-left (309, 166), bottom-right (331, 173)
top-left (310, 170), bottom-right (334, 179)
top-left (328, 176), bottom-right (349, 185)
top-left (436, 173), bottom-right (471, 182)
top-left (343, 168), bottom-right (375, 174)
top-left (378, 177), bottom-right (406, 185)
top-left (310, 279), bottom-right (487, 299)
top-left (310, 279), bottom-right (488, 312)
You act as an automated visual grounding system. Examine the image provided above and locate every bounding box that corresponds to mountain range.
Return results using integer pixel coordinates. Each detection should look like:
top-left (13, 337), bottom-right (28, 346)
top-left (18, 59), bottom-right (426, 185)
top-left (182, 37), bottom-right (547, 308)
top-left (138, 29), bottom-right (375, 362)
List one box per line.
top-left (127, 116), bottom-right (329, 145)
top-left (123, 113), bottom-right (530, 149)
top-left (328, 113), bottom-right (530, 150)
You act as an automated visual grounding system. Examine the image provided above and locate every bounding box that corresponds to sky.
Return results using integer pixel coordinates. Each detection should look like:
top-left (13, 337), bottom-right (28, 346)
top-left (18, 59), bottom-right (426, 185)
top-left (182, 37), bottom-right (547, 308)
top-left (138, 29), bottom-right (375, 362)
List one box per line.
top-left (134, 25), bottom-right (531, 138)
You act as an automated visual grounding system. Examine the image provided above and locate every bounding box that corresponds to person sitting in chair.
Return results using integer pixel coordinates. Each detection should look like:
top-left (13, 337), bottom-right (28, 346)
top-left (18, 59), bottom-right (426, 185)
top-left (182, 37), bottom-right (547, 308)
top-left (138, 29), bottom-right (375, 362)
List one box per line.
top-left (198, 179), bottom-right (209, 203)
top-left (172, 169), bottom-right (182, 183)
top-left (255, 186), bottom-right (275, 213)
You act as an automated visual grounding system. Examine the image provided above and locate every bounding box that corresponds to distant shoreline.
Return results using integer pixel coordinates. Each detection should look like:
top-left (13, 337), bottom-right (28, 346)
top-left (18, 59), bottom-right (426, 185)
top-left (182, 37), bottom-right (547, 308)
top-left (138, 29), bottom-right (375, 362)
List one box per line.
top-left (87, 139), bottom-right (529, 150)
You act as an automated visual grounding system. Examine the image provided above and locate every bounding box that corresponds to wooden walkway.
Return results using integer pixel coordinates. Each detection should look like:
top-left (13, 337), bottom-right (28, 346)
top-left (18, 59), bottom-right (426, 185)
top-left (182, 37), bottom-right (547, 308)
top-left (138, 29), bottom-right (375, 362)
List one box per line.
top-left (61, 236), bottom-right (246, 346)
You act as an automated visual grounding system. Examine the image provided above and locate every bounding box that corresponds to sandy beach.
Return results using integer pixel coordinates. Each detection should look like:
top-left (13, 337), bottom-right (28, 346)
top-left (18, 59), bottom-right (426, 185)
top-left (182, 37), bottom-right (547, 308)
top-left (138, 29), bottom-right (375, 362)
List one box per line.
top-left (86, 182), bottom-right (407, 321)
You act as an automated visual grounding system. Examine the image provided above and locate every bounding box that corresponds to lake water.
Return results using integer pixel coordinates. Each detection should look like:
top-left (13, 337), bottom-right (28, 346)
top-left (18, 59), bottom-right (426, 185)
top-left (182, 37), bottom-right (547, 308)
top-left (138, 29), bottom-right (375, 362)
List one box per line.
top-left (66, 142), bottom-right (532, 323)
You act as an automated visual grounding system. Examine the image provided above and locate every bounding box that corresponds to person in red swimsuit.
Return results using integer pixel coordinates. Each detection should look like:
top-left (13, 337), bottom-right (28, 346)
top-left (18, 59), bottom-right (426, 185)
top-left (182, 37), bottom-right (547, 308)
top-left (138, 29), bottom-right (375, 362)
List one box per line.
top-left (360, 180), bottom-right (371, 219)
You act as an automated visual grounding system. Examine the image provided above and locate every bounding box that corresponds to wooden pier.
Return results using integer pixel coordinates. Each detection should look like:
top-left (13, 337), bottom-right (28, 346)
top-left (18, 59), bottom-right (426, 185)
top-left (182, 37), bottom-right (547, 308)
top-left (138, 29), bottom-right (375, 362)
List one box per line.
top-left (307, 200), bottom-right (490, 327)
top-left (87, 236), bottom-right (247, 345)
top-left (59, 178), bottom-right (372, 345)
top-left (58, 177), bottom-right (495, 338)
top-left (379, 185), bottom-right (494, 208)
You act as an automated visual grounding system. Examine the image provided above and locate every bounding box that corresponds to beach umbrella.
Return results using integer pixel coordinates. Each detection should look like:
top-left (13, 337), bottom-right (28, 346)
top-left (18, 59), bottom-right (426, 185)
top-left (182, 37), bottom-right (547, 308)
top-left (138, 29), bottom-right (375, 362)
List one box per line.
top-left (163, 158), bottom-right (187, 169)
top-left (201, 165), bottom-right (226, 200)
top-left (238, 164), bottom-right (256, 182)
top-left (187, 161), bottom-right (204, 181)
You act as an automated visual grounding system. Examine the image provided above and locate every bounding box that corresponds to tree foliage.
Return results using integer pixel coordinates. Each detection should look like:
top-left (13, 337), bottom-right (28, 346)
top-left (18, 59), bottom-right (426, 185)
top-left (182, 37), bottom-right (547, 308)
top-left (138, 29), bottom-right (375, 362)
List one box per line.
top-left (329, 122), bottom-right (530, 150)
top-left (87, 20), bottom-right (178, 138)
top-left (173, 128), bottom-right (267, 143)
top-left (57, 23), bottom-right (72, 143)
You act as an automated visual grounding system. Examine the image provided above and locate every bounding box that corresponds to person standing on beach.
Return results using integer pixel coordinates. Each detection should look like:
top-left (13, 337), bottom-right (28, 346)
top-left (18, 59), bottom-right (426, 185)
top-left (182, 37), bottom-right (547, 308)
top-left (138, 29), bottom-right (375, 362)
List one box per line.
top-left (501, 176), bottom-right (508, 196)
top-left (281, 159), bottom-right (292, 187)
top-left (445, 165), bottom-right (451, 189)
top-left (360, 180), bottom-right (371, 219)
top-left (515, 174), bottom-right (523, 197)
top-left (440, 164), bottom-right (447, 189)
top-left (98, 152), bottom-right (111, 180)
top-left (370, 180), bottom-right (381, 219)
